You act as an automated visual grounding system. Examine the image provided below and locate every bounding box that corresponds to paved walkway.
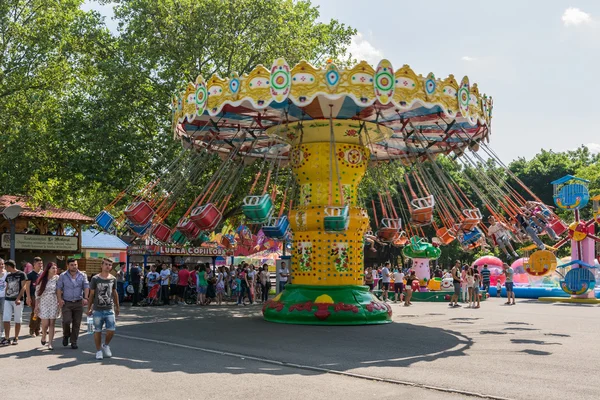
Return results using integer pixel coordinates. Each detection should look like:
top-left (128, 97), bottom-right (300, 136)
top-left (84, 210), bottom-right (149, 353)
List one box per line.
top-left (1, 298), bottom-right (597, 400)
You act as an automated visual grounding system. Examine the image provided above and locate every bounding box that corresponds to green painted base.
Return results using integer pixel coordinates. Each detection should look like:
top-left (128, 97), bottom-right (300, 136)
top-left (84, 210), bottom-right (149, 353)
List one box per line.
top-left (262, 284), bottom-right (392, 325)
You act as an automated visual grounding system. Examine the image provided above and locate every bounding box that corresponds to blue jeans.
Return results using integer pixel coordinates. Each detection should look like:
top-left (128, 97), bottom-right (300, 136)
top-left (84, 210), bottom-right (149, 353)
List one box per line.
top-left (525, 226), bottom-right (545, 250)
top-left (92, 310), bottom-right (116, 333)
top-left (279, 281), bottom-right (287, 293)
top-left (238, 283), bottom-right (250, 304)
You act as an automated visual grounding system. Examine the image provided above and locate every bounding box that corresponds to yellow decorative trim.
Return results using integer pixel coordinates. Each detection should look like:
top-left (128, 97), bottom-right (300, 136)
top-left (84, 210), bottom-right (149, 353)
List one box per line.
top-left (172, 58), bottom-right (493, 129)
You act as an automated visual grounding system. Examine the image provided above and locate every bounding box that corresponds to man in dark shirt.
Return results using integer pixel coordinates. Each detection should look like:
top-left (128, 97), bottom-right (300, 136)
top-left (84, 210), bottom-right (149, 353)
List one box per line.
top-left (2, 260), bottom-right (30, 345)
top-left (27, 257), bottom-right (43, 336)
top-left (129, 264), bottom-right (142, 306)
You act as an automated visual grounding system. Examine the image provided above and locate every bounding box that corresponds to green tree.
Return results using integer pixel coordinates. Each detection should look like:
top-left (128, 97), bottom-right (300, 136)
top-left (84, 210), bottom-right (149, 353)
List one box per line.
top-left (0, 0), bottom-right (355, 220)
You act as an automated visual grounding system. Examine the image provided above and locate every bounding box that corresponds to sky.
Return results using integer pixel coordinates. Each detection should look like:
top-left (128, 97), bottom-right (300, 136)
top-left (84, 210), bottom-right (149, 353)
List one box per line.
top-left (84, 1), bottom-right (600, 162)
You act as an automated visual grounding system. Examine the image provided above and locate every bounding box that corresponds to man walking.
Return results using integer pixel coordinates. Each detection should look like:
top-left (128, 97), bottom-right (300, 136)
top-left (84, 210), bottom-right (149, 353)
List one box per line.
top-left (449, 261), bottom-right (462, 308)
top-left (2, 260), bottom-right (30, 345)
top-left (502, 263), bottom-right (516, 305)
top-left (129, 264), bottom-right (142, 306)
top-left (88, 258), bottom-right (119, 360)
top-left (27, 257), bottom-right (43, 336)
top-left (480, 264), bottom-right (491, 292)
top-left (57, 258), bottom-right (89, 349)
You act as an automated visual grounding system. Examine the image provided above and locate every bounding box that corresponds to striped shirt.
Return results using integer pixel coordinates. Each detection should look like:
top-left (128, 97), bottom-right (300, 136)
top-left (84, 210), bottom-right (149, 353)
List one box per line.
top-left (480, 268), bottom-right (491, 283)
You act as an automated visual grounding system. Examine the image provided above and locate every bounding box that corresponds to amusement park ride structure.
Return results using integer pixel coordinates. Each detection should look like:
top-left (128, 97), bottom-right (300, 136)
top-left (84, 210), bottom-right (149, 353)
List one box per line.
top-left (95, 58), bottom-right (599, 323)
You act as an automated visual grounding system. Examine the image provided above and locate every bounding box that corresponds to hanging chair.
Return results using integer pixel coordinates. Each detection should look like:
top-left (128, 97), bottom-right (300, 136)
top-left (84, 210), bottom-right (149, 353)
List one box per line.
top-left (151, 223), bottom-right (172, 243)
top-left (242, 194), bottom-right (273, 224)
top-left (95, 210), bottom-right (116, 233)
top-left (262, 215), bottom-right (290, 239)
top-left (455, 208), bottom-right (482, 232)
top-left (377, 218), bottom-right (402, 241)
top-left (410, 195), bottom-right (435, 226)
top-left (177, 217), bottom-right (200, 239)
top-left (324, 205), bottom-right (349, 232)
top-left (124, 201), bottom-right (155, 226)
top-left (435, 227), bottom-right (456, 245)
top-left (392, 231), bottom-right (408, 246)
top-left (458, 227), bottom-right (483, 249)
top-left (127, 220), bottom-right (152, 237)
top-left (171, 230), bottom-right (187, 245)
top-left (190, 202), bottom-right (222, 231)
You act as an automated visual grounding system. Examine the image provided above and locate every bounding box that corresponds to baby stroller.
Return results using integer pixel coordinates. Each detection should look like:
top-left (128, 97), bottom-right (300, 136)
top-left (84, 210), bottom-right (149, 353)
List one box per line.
top-left (144, 284), bottom-right (161, 306)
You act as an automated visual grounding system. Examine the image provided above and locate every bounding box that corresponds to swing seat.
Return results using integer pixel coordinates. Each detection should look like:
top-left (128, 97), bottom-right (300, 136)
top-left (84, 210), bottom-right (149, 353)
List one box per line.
top-left (242, 194), bottom-right (273, 223)
top-left (435, 227), bottom-right (456, 245)
top-left (177, 217), bottom-right (200, 239)
top-left (393, 231), bottom-right (408, 246)
top-left (459, 228), bottom-right (483, 246)
top-left (171, 230), bottom-right (187, 245)
top-left (152, 223), bottom-right (172, 243)
top-left (124, 201), bottom-right (155, 226)
top-left (221, 234), bottom-right (236, 249)
top-left (456, 208), bottom-right (482, 232)
top-left (127, 220), bottom-right (152, 236)
top-left (410, 195), bottom-right (435, 226)
top-left (190, 203), bottom-right (222, 231)
top-left (377, 218), bottom-right (402, 241)
top-left (95, 210), bottom-right (115, 232)
top-left (546, 217), bottom-right (567, 236)
top-left (324, 205), bottom-right (349, 232)
top-left (262, 216), bottom-right (290, 238)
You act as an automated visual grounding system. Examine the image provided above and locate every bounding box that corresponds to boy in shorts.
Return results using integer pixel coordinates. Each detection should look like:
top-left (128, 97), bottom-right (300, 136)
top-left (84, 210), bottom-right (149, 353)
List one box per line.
top-left (87, 258), bottom-right (120, 360)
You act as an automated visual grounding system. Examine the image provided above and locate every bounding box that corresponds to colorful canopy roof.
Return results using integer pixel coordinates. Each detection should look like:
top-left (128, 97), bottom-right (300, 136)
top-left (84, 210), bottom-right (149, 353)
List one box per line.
top-left (172, 59), bottom-right (493, 162)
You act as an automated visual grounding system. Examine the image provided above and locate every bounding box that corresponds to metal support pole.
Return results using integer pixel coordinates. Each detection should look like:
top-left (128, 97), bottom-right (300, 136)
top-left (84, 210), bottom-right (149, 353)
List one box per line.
top-left (9, 219), bottom-right (16, 261)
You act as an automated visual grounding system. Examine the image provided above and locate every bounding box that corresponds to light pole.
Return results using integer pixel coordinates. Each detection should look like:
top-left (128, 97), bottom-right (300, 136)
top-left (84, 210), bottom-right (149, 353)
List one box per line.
top-left (2, 204), bottom-right (22, 261)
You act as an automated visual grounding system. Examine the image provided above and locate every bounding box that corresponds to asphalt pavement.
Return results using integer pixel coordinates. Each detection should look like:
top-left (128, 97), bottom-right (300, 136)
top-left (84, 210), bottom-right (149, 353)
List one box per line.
top-left (1, 298), bottom-right (598, 400)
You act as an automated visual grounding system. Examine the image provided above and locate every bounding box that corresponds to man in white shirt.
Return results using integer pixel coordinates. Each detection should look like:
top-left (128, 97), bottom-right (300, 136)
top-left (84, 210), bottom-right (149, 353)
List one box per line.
top-left (487, 216), bottom-right (519, 259)
top-left (278, 262), bottom-right (289, 293)
top-left (159, 264), bottom-right (171, 305)
top-left (381, 262), bottom-right (391, 302)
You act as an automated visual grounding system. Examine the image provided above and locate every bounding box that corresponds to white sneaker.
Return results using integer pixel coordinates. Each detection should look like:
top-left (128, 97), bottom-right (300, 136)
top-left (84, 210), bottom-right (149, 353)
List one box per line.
top-left (102, 344), bottom-right (112, 358)
top-left (96, 350), bottom-right (103, 360)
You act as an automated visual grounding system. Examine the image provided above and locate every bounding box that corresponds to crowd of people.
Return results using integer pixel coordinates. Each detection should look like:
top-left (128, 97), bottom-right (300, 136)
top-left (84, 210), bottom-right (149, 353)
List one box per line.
top-left (127, 261), bottom-right (289, 307)
top-left (364, 260), bottom-right (517, 309)
top-left (1, 252), bottom-right (519, 358)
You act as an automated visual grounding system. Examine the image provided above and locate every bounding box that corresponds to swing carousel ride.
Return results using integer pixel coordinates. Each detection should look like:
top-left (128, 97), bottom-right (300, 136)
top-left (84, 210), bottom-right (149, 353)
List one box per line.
top-left (95, 58), bottom-right (598, 324)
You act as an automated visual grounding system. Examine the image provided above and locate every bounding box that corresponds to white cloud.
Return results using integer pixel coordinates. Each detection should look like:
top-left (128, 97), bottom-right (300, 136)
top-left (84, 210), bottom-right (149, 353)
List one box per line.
top-left (585, 143), bottom-right (600, 154)
top-left (461, 56), bottom-right (476, 62)
top-left (562, 7), bottom-right (592, 26)
top-left (348, 32), bottom-right (383, 66)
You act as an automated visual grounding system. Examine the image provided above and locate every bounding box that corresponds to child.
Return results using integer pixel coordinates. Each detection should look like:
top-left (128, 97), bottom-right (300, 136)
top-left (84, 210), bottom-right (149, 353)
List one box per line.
top-left (471, 268), bottom-right (481, 309)
top-left (496, 280), bottom-right (502, 298)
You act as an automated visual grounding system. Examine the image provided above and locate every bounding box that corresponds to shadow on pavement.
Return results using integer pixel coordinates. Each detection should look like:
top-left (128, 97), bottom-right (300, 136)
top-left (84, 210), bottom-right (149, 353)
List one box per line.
top-left (3, 304), bottom-right (474, 376)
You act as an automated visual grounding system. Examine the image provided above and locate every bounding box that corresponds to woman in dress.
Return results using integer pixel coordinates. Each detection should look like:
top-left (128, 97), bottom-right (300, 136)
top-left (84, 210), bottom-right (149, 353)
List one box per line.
top-left (215, 267), bottom-right (225, 306)
top-left (35, 262), bottom-right (60, 349)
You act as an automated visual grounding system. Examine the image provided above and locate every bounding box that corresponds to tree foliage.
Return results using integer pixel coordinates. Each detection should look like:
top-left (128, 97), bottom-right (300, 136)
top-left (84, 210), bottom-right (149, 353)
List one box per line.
top-left (0, 0), bottom-right (355, 217)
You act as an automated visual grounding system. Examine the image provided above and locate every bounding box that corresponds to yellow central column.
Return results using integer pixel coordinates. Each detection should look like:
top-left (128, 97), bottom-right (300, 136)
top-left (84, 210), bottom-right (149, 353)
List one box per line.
top-left (263, 119), bottom-right (393, 325)
top-left (289, 137), bottom-right (370, 285)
